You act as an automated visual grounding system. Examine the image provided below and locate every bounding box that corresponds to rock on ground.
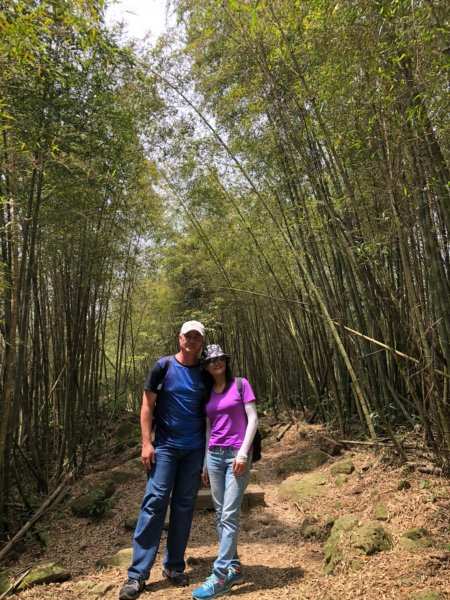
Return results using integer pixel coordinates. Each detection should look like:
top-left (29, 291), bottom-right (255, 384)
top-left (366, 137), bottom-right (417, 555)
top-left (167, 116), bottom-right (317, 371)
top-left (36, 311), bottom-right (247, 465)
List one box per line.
top-left (278, 472), bottom-right (328, 502)
top-left (18, 562), bottom-right (70, 590)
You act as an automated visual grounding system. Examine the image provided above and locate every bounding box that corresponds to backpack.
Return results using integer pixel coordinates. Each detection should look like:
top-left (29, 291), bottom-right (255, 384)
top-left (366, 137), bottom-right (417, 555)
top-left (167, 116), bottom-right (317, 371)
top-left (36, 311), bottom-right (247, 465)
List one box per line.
top-left (154, 356), bottom-right (172, 392)
top-left (151, 356), bottom-right (172, 428)
top-left (235, 377), bottom-right (262, 463)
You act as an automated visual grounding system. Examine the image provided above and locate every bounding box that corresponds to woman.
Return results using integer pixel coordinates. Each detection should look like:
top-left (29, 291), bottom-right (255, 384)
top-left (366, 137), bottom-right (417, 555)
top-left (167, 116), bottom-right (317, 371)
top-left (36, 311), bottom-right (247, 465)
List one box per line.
top-left (192, 344), bottom-right (258, 600)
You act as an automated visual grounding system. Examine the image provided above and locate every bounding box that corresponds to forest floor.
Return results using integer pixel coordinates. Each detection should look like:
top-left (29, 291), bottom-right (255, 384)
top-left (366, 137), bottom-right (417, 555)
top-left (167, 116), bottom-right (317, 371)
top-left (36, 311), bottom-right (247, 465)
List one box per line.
top-left (4, 420), bottom-right (450, 600)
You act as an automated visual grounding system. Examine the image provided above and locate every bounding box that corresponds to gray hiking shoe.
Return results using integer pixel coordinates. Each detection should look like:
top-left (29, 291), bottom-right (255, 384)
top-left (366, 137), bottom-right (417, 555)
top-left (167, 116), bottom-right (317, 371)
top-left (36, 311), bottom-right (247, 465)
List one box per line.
top-left (119, 578), bottom-right (145, 600)
top-left (162, 568), bottom-right (189, 586)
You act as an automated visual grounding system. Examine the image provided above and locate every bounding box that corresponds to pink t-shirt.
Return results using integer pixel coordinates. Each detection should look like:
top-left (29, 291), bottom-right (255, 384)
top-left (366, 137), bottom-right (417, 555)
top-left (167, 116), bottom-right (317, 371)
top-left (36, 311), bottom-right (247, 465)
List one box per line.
top-left (206, 378), bottom-right (256, 449)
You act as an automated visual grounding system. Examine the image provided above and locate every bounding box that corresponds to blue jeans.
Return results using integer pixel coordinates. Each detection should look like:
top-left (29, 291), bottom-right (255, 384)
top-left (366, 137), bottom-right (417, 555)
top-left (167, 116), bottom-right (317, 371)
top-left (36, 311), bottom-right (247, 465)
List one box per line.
top-left (207, 447), bottom-right (251, 578)
top-left (128, 445), bottom-right (203, 581)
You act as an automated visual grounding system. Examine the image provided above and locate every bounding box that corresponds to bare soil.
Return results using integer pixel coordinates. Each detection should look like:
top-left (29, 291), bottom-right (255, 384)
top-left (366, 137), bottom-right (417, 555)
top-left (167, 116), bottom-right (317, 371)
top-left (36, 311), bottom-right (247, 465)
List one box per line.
top-left (5, 422), bottom-right (450, 600)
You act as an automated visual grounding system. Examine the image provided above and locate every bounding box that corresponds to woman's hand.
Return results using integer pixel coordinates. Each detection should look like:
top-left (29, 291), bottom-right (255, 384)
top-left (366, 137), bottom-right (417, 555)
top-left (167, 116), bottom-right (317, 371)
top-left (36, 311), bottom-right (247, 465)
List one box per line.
top-left (232, 457), bottom-right (247, 476)
top-left (202, 467), bottom-right (209, 487)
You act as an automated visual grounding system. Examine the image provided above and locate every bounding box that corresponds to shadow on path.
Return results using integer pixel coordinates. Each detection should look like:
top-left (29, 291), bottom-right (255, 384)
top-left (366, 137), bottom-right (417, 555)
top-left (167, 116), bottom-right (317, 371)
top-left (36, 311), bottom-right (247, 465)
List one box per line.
top-left (145, 560), bottom-right (305, 594)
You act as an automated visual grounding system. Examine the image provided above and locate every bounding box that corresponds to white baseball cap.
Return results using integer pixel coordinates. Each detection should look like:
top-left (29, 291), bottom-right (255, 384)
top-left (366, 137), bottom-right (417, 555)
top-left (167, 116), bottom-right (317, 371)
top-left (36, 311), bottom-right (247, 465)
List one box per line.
top-left (180, 320), bottom-right (205, 337)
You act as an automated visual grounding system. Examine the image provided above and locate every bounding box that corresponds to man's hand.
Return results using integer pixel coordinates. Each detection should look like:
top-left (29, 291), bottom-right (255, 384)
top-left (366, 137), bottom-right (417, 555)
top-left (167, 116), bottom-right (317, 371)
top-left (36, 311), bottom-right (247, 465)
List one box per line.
top-left (141, 441), bottom-right (155, 471)
top-left (140, 390), bottom-right (156, 471)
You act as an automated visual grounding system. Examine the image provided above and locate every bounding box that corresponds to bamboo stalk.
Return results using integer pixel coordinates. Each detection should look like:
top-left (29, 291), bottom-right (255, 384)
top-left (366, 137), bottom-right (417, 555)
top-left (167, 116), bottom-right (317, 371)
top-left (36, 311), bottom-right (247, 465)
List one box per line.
top-left (214, 286), bottom-right (449, 379)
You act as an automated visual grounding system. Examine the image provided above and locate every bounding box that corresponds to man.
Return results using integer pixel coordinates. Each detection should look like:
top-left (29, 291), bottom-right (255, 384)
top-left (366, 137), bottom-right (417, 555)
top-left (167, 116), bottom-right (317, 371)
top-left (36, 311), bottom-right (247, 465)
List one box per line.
top-left (119, 320), bottom-right (206, 600)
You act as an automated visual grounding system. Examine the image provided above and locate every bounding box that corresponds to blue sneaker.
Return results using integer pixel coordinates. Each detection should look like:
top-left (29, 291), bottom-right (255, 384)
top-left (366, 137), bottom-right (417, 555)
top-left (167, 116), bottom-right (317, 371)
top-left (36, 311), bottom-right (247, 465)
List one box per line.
top-left (192, 574), bottom-right (230, 599)
top-left (226, 566), bottom-right (243, 587)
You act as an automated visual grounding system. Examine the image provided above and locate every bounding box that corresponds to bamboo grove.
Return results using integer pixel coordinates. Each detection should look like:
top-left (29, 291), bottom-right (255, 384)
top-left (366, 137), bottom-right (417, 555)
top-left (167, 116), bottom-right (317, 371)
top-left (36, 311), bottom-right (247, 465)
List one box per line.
top-left (0, 0), bottom-right (163, 533)
top-left (0, 0), bottom-right (449, 540)
top-left (149, 0), bottom-right (449, 462)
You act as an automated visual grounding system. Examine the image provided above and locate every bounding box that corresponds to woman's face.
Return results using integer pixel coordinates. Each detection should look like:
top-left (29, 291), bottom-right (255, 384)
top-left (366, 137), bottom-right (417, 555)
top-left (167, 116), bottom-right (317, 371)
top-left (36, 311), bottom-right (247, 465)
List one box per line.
top-left (206, 357), bottom-right (226, 378)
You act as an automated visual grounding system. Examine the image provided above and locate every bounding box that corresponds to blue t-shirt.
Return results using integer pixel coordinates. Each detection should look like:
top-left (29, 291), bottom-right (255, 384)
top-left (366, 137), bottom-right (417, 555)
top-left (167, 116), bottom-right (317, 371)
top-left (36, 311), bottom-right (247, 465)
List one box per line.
top-left (144, 356), bottom-right (205, 449)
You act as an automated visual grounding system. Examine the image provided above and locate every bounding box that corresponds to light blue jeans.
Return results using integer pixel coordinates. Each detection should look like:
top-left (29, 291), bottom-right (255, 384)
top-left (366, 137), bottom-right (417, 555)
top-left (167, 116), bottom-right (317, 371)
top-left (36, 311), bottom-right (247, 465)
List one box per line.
top-left (207, 446), bottom-right (251, 578)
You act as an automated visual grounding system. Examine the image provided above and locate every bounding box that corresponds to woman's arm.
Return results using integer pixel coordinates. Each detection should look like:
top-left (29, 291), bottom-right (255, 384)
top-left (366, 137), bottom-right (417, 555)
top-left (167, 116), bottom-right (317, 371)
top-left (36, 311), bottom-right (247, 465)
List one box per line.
top-left (234, 401), bottom-right (258, 474)
top-left (202, 417), bottom-right (211, 485)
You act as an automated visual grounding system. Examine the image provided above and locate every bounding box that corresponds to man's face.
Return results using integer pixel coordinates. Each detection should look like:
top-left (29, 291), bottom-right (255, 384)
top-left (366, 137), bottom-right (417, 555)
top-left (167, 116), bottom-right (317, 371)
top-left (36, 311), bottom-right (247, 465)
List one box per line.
top-left (179, 330), bottom-right (204, 354)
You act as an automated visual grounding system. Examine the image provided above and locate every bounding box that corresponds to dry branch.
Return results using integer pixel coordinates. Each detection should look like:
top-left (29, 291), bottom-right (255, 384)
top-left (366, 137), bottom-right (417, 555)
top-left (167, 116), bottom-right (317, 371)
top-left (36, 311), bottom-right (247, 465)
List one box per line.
top-left (276, 423), bottom-right (293, 441)
top-left (0, 568), bottom-right (31, 600)
top-left (340, 439), bottom-right (391, 447)
top-left (0, 472), bottom-right (72, 564)
top-left (407, 463), bottom-right (443, 475)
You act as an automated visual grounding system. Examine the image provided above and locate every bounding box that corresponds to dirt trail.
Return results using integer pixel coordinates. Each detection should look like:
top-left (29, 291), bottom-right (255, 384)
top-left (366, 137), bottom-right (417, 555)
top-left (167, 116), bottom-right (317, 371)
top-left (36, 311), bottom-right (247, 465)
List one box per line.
top-left (6, 423), bottom-right (450, 600)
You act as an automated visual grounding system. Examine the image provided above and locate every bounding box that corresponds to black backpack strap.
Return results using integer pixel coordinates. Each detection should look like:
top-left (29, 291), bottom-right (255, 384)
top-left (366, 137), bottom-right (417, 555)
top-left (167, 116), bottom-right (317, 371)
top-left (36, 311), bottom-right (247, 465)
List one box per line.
top-left (152, 356), bottom-right (172, 431)
top-left (155, 356), bottom-right (172, 391)
top-left (236, 376), bottom-right (243, 399)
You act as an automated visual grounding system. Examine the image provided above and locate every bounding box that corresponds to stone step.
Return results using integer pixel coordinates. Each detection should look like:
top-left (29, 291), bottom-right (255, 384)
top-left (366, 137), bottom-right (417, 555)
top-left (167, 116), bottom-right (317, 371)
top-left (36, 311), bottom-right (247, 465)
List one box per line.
top-left (163, 485), bottom-right (265, 528)
top-left (195, 484), bottom-right (266, 511)
top-left (127, 482), bottom-right (267, 532)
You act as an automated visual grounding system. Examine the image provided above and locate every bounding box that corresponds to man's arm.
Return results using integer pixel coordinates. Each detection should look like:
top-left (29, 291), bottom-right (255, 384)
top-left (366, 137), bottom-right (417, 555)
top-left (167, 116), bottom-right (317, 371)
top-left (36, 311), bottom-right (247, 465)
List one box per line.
top-left (141, 389), bottom-right (157, 470)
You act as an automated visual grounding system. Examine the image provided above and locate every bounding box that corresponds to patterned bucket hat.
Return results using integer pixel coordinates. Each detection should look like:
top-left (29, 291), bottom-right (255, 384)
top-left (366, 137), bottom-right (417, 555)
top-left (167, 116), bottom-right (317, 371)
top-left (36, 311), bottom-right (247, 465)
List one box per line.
top-left (202, 344), bottom-right (231, 363)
